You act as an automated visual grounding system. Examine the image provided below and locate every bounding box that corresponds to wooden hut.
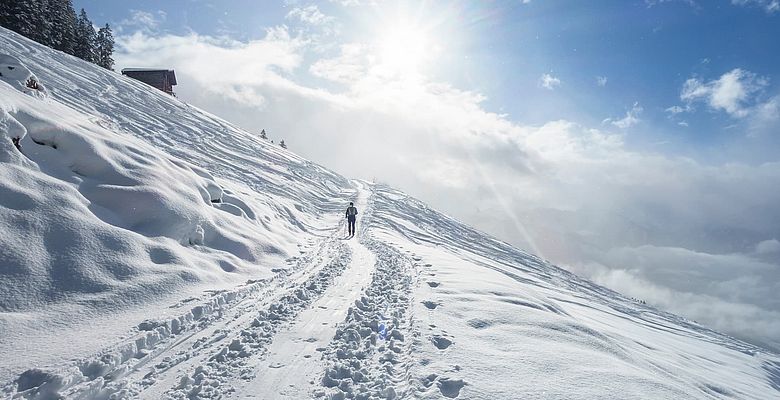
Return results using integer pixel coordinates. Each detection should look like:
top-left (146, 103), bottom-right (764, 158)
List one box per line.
top-left (121, 68), bottom-right (177, 95)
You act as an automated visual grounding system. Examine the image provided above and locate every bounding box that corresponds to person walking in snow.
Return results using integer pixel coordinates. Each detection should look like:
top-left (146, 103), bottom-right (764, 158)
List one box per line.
top-left (345, 202), bottom-right (358, 237)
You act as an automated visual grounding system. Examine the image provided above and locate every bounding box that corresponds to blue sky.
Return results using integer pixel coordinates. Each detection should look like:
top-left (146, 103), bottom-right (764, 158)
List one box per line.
top-left (72, 0), bottom-right (780, 350)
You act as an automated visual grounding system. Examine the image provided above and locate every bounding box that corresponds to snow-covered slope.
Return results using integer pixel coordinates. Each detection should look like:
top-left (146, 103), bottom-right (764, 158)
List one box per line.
top-left (0, 27), bottom-right (353, 387)
top-left (1, 27), bottom-right (779, 399)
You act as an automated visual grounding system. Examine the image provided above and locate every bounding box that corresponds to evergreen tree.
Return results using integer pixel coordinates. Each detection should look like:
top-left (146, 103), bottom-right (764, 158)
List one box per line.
top-left (95, 23), bottom-right (114, 70)
top-left (0, 0), bottom-right (47, 44)
top-left (260, 129), bottom-right (267, 140)
top-left (73, 8), bottom-right (96, 62)
top-left (279, 140), bottom-right (287, 149)
top-left (45, 0), bottom-right (77, 54)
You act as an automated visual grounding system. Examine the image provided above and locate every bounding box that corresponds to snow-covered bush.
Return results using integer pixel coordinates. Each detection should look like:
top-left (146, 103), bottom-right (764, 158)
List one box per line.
top-left (0, 54), bottom-right (47, 98)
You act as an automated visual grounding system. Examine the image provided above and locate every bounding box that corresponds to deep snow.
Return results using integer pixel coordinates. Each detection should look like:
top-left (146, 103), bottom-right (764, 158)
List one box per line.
top-left (1, 26), bottom-right (779, 399)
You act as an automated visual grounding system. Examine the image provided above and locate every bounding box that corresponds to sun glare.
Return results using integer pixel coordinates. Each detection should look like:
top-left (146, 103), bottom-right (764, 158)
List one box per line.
top-left (376, 24), bottom-right (432, 76)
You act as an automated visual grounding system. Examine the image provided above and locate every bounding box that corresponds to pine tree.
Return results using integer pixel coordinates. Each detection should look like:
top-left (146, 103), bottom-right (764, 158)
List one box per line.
top-left (260, 129), bottom-right (268, 140)
top-left (95, 23), bottom-right (114, 70)
top-left (73, 8), bottom-right (96, 63)
top-left (279, 140), bottom-right (287, 149)
top-left (0, 0), bottom-right (47, 44)
top-left (0, 2), bottom-right (13, 32)
top-left (45, 0), bottom-right (77, 54)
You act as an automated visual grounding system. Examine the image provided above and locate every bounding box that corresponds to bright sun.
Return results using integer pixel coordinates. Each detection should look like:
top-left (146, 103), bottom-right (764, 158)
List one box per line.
top-left (376, 24), bottom-right (431, 75)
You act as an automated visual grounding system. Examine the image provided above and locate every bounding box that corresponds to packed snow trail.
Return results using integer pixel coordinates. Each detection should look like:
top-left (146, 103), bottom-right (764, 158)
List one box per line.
top-left (229, 182), bottom-right (375, 399)
top-left (315, 239), bottom-right (418, 399)
top-left (20, 221), bottom-right (353, 399)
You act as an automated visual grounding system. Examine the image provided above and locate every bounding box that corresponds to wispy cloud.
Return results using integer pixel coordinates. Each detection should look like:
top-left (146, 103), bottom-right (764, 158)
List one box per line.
top-left (539, 73), bottom-right (561, 90)
top-left (596, 76), bottom-right (608, 87)
top-left (603, 102), bottom-right (643, 128)
top-left (644, 0), bottom-right (698, 9)
top-left (748, 95), bottom-right (780, 137)
top-left (665, 105), bottom-right (690, 115)
top-left (681, 69), bottom-right (769, 118)
top-left (328, 0), bottom-right (363, 6)
top-left (116, 9), bottom-right (166, 33)
top-left (731, 0), bottom-right (780, 13)
top-left (286, 5), bottom-right (334, 26)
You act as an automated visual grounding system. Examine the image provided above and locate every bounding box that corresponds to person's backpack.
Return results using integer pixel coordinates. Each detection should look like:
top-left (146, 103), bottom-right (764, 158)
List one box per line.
top-left (347, 206), bottom-right (357, 217)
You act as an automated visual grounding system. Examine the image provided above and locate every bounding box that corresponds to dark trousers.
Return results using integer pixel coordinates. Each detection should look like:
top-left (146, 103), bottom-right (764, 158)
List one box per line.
top-left (347, 216), bottom-right (356, 236)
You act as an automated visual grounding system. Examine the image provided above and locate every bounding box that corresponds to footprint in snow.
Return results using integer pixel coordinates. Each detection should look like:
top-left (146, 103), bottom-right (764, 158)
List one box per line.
top-left (422, 300), bottom-right (439, 309)
top-left (421, 373), bottom-right (437, 387)
top-left (431, 335), bottom-right (453, 350)
top-left (467, 319), bottom-right (491, 329)
top-left (427, 281), bottom-right (440, 288)
top-left (438, 377), bottom-right (466, 398)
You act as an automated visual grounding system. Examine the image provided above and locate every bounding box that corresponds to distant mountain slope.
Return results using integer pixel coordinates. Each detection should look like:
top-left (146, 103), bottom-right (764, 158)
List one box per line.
top-left (1, 27), bottom-right (778, 399)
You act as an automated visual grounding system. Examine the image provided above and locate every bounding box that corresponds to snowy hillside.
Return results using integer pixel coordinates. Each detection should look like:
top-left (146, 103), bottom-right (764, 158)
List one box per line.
top-left (1, 26), bottom-right (779, 400)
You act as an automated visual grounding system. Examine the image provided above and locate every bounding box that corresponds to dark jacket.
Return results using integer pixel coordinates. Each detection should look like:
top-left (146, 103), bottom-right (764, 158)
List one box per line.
top-left (346, 206), bottom-right (358, 218)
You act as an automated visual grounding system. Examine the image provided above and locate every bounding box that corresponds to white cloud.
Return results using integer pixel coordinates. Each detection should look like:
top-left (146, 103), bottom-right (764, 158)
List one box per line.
top-left (731, 0), bottom-right (780, 13)
top-left (286, 5), bottom-right (334, 26)
top-left (603, 101), bottom-right (642, 128)
top-left (665, 105), bottom-right (688, 114)
top-left (749, 95), bottom-right (780, 136)
top-left (116, 10), bottom-right (166, 33)
top-left (755, 238), bottom-right (780, 254)
top-left (115, 27), bottom-right (342, 109)
top-left (309, 43), bottom-right (369, 83)
top-left (645, 0), bottom-right (698, 8)
top-left (681, 68), bottom-right (769, 118)
top-left (678, 121), bottom-right (689, 127)
top-left (328, 0), bottom-right (363, 6)
top-left (115, 29), bottom-right (780, 352)
top-left (539, 73), bottom-right (561, 90)
top-left (596, 76), bottom-right (608, 87)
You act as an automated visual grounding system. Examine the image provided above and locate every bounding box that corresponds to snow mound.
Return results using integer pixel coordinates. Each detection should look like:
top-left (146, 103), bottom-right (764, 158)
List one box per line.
top-left (0, 54), bottom-right (46, 97)
top-left (0, 75), bottom-right (276, 312)
top-left (0, 26), bottom-right (353, 380)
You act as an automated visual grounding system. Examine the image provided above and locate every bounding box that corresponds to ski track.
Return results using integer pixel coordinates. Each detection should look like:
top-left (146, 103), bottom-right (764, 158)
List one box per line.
top-left (26, 230), bottom-right (348, 399)
top-left (228, 183), bottom-right (375, 399)
top-left (314, 187), bottom-right (421, 400)
top-left (155, 242), bottom-right (351, 400)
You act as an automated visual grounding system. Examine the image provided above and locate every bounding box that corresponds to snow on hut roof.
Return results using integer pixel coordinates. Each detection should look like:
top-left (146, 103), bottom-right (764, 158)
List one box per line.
top-left (121, 68), bottom-right (177, 85)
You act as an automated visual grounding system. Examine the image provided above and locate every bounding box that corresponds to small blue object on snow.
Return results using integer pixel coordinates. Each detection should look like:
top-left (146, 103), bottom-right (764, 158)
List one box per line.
top-left (378, 323), bottom-right (388, 340)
